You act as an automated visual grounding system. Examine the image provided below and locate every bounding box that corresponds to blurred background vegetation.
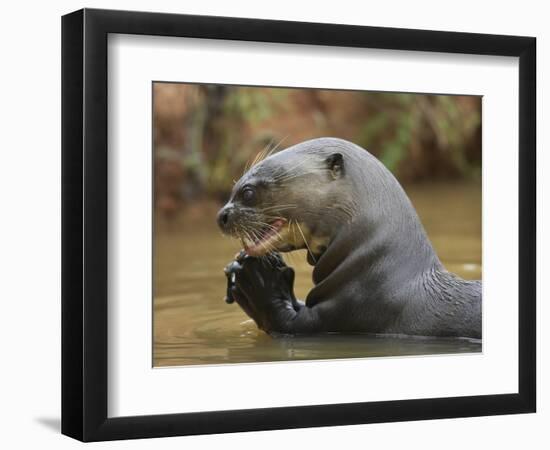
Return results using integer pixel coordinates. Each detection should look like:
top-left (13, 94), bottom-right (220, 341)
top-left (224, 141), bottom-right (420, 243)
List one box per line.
top-left (153, 83), bottom-right (482, 366)
top-left (153, 82), bottom-right (481, 218)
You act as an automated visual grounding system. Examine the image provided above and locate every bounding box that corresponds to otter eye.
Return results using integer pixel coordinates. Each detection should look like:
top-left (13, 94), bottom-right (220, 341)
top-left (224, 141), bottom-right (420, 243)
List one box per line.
top-left (241, 187), bottom-right (256, 204)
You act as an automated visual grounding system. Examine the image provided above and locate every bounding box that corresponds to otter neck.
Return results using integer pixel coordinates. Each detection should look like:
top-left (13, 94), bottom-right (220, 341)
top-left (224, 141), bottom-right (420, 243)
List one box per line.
top-left (311, 202), bottom-right (442, 289)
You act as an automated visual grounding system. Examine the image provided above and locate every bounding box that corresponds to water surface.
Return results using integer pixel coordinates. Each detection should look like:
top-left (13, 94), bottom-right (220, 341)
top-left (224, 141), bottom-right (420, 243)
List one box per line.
top-left (154, 181), bottom-right (481, 367)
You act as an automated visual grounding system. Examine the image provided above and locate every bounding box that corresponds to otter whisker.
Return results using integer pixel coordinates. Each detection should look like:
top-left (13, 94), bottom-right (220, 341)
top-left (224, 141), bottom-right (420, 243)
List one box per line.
top-left (272, 168), bottom-right (326, 184)
top-left (256, 213), bottom-right (286, 220)
top-left (290, 220), bottom-right (302, 257)
top-left (261, 136), bottom-right (278, 157)
top-left (265, 135), bottom-right (288, 159)
top-left (273, 173), bottom-right (309, 183)
top-left (247, 230), bottom-right (275, 257)
top-left (247, 226), bottom-right (264, 243)
top-left (269, 155), bottom-right (316, 180)
top-left (273, 164), bottom-right (328, 183)
top-left (240, 228), bottom-right (254, 247)
top-left (317, 204), bottom-right (355, 221)
top-left (257, 204), bottom-right (297, 212)
top-left (247, 226), bottom-right (267, 247)
top-left (271, 154), bottom-right (318, 176)
top-left (295, 221), bottom-right (317, 264)
top-left (243, 138), bottom-right (272, 175)
top-left (272, 160), bottom-right (315, 178)
top-left (256, 231), bottom-right (275, 255)
top-left (257, 209), bottom-right (296, 217)
top-left (247, 222), bottom-right (280, 234)
top-left (248, 136), bottom-right (280, 171)
top-left (261, 215), bottom-right (288, 225)
top-left (241, 224), bottom-right (263, 245)
top-left (246, 218), bottom-right (280, 229)
top-left (262, 136), bottom-right (276, 153)
top-left (290, 219), bottom-right (299, 246)
top-left (251, 148), bottom-right (268, 168)
top-left (242, 157), bottom-right (252, 175)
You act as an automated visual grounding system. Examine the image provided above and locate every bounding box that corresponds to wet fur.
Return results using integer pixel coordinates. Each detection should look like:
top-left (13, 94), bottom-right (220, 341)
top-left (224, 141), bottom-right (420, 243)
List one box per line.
top-left (220, 137), bottom-right (482, 339)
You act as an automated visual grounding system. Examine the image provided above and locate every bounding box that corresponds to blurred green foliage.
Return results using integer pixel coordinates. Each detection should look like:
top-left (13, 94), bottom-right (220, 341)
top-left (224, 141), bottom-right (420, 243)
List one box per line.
top-left (357, 93), bottom-right (481, 176)
top-left (153, 83), bottom-right (481, 215)
top-left (202, 87), bottom-right (290, 196)
top-left (224, 88), bottom-right (289, 125)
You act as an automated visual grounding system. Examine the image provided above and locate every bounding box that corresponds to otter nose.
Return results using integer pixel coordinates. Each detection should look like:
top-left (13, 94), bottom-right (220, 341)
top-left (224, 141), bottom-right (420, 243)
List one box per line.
top-left (217, 206), bottom-right (232, 231)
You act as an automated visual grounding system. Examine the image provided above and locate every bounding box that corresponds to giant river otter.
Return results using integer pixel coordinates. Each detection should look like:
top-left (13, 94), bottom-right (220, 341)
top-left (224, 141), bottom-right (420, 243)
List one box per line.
top-left (217, 138), bottom-right (481, 338)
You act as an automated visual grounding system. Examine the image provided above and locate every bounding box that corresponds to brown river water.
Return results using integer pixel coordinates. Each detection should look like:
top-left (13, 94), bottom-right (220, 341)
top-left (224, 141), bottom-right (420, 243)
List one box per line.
top-left (153, 181), bottom-right (482, 367)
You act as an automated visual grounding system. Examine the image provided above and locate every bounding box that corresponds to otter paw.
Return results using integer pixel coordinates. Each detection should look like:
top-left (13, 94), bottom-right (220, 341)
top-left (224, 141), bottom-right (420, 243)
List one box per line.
top-left (230, 254), bottom-right (297, 333)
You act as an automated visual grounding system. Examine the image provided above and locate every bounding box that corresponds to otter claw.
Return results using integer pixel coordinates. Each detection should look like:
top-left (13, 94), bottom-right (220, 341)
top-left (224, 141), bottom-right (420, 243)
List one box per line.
top-left (224, 258), bottom-right (244, 304)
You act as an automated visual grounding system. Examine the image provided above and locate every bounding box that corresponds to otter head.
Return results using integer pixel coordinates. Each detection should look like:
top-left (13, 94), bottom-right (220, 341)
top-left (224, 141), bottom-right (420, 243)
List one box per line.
top-left (217, 148), bottom-right (354, 263)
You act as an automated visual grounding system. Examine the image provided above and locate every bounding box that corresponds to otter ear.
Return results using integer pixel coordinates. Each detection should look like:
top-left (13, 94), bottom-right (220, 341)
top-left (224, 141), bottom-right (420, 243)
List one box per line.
top-left (326, 153), bottom-right (344, 179)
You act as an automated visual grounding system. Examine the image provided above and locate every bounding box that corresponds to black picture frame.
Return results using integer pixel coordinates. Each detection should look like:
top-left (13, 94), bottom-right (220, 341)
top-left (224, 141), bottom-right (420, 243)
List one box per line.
top-left (61, 8), bottom-right (536, 442)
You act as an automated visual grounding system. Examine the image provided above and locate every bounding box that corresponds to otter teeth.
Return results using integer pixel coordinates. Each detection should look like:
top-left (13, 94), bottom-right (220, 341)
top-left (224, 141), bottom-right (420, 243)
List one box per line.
top-left (244, 219), bottom-right (286, 256)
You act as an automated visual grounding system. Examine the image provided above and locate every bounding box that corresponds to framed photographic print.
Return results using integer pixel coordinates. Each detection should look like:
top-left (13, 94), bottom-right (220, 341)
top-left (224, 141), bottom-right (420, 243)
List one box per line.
top-left (61, 8), bottom-right (536, 442)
